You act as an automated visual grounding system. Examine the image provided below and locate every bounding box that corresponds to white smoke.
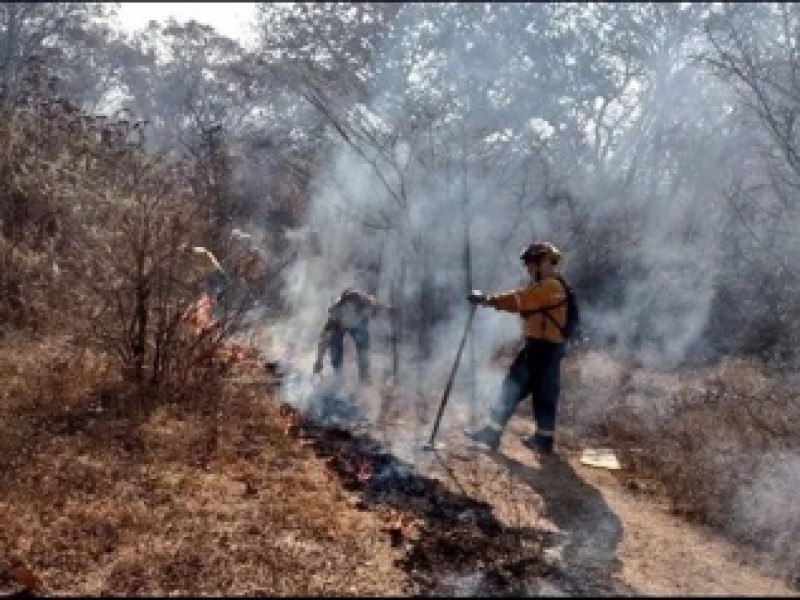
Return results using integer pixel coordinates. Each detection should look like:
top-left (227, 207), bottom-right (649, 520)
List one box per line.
top-left (731, 451), bottom-right (800, 574)
top-left (260, 5), bottom-right (795, 458)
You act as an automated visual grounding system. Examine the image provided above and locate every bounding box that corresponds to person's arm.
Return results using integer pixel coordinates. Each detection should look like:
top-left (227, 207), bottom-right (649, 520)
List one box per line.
top-left (313, 312), bottom-right (339, 372)
top-left (192, 247), bottom-right (223, 277)
top-left (487, 279), bottom-right (565, 313)
top-left (370, 296), bottom-right (395, 314)
top-left (345, 292), bottom-right (392, 317)
top-left (314, 322), bottom-right (330, 373)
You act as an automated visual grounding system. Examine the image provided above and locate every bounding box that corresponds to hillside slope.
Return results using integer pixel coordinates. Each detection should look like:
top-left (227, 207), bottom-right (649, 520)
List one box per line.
top-left (0, 336), bottom-right (796, 595)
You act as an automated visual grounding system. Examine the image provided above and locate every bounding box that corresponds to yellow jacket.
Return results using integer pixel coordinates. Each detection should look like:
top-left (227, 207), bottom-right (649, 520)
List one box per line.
top-left (487, 275), bottom-right (567, 343)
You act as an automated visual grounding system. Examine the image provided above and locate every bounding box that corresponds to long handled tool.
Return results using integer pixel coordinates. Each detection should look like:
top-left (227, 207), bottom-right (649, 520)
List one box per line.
top-left (422, 303), bottom-right (477, 451)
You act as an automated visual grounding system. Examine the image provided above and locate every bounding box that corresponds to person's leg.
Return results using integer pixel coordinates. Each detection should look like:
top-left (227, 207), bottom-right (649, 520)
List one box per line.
top-left (466, 345), bottom-right (533, 450)
top-left (490, 348), bottom-right (534, 428)
top-left (207, 270), bottom-right (230, 320)
top-left (527, 344), bottom-right (565, 454)
top-left (328, 329), bottom-right (345, 377)
top-left (351, 324), bottom-right (371, 383)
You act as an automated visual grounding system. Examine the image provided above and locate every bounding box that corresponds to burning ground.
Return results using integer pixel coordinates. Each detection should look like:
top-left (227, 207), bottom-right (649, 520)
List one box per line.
top-left (0, 336), bottom-right (796, 596)
top-left (0, 335), bottom-right (589, 596)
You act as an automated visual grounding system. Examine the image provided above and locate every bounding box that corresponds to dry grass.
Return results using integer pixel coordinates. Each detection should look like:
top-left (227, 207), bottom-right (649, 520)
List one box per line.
top-left (5, 332), bottom-right (796, 594)
top-left (559, 350), bottom-right (800, 587)
top-left (0, 334), bottom-right (409, 595)
top-left (0, 333), bottom-right (562, 596)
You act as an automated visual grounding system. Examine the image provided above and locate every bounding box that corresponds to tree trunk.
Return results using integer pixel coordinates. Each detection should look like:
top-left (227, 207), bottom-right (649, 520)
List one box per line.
top-left (133, 280), bottom-right (149, 383)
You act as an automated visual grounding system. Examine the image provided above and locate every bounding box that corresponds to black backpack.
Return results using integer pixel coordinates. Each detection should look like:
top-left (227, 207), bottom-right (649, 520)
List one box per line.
top-left (556, 275), bottom-right (581, 341)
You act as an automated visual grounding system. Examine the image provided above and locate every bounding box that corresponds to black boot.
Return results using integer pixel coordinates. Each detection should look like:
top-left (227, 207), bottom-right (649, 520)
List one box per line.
top-left (522, 434), bottom-right (554, 456)
top-left (464, 425), bottom-right (501, 452)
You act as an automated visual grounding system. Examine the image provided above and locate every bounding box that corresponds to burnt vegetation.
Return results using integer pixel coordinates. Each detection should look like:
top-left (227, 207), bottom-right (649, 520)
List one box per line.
top-left (0, 2), bottom-right (799, 595)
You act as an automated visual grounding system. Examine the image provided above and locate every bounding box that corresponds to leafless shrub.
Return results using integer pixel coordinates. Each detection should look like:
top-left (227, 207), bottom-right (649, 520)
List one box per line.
top-left (592, 357), bottom-right (800, 582)
top-left (0, 61), bottom-right (255, 391)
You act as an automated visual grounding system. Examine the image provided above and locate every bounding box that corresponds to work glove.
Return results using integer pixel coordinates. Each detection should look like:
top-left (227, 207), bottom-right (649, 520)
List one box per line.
top-left (312, 359), bottom-right (323, 374)
top-left (468, 290), bottom-right (489, 306)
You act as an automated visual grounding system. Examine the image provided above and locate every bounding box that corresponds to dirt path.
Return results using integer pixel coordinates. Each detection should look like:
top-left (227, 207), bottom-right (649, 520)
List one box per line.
top-left (269, 359), bottom-right (797, 596)
top-left (404, 415), bottom-right (797, 596)
top-left (306, 365), bottom-right (788, 596)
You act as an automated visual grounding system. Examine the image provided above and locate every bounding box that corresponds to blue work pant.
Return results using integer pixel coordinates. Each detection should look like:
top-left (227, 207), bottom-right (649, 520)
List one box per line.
top-left (489, 339), bottom-right (565, 450)
top-left (328, 324), bottom-right (370, 382)
top-left (206, 270), bottom-right (230, 320)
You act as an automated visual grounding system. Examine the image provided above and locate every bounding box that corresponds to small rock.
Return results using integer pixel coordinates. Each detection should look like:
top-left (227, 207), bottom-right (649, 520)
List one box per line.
top-left (348, 495), bottom-right (369, 510)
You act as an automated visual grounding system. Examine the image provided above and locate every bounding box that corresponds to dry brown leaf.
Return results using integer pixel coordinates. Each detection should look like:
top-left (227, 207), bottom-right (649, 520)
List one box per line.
top-left (8, 564), bottom-right (45, 593)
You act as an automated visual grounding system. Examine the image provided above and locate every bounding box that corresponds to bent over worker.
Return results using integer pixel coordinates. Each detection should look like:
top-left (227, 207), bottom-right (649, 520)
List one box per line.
top-left (465, 241), bottom-right (569, 455)
top-left (313, 288), bottom-right (391, 384)
top-left (190, 246), bottom-right (229, 321)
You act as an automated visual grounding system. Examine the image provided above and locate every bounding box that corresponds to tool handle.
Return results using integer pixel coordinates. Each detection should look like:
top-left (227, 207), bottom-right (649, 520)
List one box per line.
top-left (426, 303), bottom-right (477, 446)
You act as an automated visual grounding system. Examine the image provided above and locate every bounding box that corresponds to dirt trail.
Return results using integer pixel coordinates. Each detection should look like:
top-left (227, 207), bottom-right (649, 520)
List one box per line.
top-left (267, 355), bottom-right (797, 596)
top-left (404, 415), bottom-right (797, 596)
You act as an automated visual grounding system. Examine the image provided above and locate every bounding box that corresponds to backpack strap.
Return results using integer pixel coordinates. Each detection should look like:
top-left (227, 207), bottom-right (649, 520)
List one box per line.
top-left (519, 277), bottom-right (568, 337)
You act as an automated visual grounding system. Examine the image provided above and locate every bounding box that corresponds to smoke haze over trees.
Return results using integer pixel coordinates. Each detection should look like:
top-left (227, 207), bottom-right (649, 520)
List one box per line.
top-left (241, 3), bottom-right (800, 373)
top-left (2, 0), bottom-right (799, 385)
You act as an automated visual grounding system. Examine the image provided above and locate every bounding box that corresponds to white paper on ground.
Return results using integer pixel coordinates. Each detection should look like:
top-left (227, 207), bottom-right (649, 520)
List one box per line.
top-left (580, 448), bottom-right (621, 470)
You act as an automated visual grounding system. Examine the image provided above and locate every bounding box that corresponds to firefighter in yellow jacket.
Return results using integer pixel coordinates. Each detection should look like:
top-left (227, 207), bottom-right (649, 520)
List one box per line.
top-left (465, 241), bottom-right (568, 455)
top-left (190, 246), bottom-right (229, 320)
